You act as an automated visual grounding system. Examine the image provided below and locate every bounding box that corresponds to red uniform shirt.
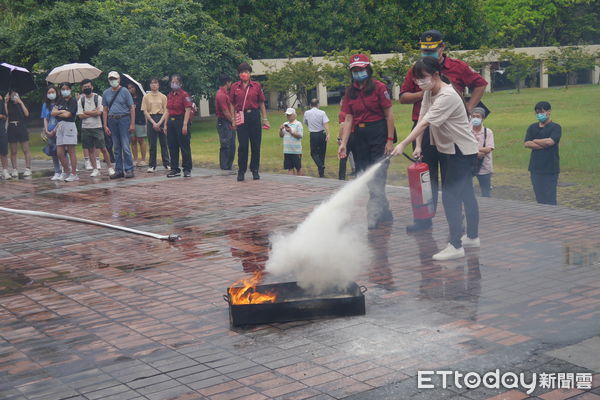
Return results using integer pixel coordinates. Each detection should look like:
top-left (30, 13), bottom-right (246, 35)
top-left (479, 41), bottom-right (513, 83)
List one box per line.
top-left (215, 87), bottom-right (231, 119)
top-left (167, 89), bottom-right (193, 116)
top-left (229, 80), bottom-right (266, 111)
top-left (400, 55), bottom-right (488, 121)
top-left (341, 79), bottom-right (392, 127)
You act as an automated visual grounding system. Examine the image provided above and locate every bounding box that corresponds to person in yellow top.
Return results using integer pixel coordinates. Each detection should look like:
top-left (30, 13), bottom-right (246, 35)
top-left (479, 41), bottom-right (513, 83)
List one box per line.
top-left (141, 78), bottom-right (170, 172)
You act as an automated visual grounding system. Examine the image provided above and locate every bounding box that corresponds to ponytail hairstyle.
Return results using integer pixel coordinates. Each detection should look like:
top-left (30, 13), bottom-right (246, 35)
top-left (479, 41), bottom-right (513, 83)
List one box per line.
top-left (347, 65), bottom-right (375, 99)
top-left (413, 57), bottom-right (451, 84)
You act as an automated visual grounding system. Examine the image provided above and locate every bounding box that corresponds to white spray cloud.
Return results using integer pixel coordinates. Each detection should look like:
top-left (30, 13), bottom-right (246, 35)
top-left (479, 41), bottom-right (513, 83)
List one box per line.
top-left (265, 161), bottom-right (385, 293)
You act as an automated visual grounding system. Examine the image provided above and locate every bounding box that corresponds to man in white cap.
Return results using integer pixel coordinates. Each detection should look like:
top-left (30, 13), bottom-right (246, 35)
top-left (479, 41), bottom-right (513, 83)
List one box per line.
top-left (303, 98), bottom-right (331, 177)
top-left (102, 71), bottom-right (135, 179)
top-left (279, 107), bottom-right (303, 175)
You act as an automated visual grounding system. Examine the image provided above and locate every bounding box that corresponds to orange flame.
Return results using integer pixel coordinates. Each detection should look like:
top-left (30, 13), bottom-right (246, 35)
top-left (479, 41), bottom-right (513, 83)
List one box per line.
top-left (228, 271), bottom-right (277, 305)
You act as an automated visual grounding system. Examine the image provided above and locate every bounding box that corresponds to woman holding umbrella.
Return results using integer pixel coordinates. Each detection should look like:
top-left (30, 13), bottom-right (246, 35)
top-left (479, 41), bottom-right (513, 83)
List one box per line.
top-left (5, 90), bottom-right (32, 178)
top-left (52, 82), bottom-right (79, 182)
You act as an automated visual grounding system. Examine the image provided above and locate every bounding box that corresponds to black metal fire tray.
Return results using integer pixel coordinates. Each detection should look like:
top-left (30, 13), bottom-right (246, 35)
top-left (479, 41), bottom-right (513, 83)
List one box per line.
top-left (224, 281), bottom-right (366, 327)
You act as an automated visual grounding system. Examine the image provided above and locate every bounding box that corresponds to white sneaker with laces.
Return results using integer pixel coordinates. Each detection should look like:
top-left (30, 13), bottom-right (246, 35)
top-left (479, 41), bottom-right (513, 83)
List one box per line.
top-left (432, 243), bottom-right (465, 261)
top-left (461, 235), bottom-right (480, 248)
top-left (58, 172), bottom-right (68, 181)
top-left (10, 169), bottom-right (18, 178)
top-left (90, 169), bottom-right (100, 177)
top-left (23, 168), bottom-right (32, 177)
top-left (50, 173), bottom-right (62, 181)
top-left (65, 174), bottom-right (79, 182)
top-left (147, 167), bottom-right (155, 173)
top-left (108, 167), bottom-right (115, 175)
top-left (2, 169), bottom-right (11, 180)
top-left (84, 159), bottom-right (93, 170)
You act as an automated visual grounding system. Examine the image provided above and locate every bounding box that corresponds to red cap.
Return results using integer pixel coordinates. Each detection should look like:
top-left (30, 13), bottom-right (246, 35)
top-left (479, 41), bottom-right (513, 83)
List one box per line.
top-left (349, 54), bottom-right (371, 69)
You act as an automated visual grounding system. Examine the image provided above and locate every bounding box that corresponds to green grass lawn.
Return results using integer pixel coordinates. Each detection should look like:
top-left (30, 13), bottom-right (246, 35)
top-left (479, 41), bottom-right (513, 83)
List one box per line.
top-left (27, 84), bottom-right (600, 210)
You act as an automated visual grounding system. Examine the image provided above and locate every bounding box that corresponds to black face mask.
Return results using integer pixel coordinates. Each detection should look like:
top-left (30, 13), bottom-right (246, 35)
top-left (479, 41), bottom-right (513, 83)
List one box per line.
top-left (83, 88), bottom-right (93, 95)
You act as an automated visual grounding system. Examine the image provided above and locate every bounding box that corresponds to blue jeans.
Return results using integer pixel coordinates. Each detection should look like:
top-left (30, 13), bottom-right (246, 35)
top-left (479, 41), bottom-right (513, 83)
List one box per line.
top-left (108, 116), bottom-right (134, 173)
top-left (48, 135), bottom-right (61, 174)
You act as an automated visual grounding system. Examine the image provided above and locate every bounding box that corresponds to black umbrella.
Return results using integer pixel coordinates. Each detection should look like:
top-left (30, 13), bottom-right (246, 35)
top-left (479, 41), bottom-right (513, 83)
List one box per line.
top-left (0, 63), bottom-right (36, 94)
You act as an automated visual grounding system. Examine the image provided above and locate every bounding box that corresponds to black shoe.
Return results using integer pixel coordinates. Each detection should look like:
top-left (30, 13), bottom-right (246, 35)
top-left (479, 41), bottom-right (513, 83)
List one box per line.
top-left (318, 168), bottom-right (325, 178)
top-left (167, 170), bottom-right (181, 178)
top-left (124, 170), bottom-right (134, 179)
top-left (406, 219), bottom-right (432, 233)
top-left (237, 171), bottom-right (245, 181)
top-left (380, 208), bottom-right (394, 223)
top-left (252, 170), bottom-right (260, 180)
top-left (183, 171), bottom-right (191, 177)
top-left (109, 172), bottom-right (124, 180)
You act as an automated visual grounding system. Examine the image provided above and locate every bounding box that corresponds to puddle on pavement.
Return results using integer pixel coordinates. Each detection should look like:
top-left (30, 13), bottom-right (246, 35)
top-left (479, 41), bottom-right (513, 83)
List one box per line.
top-left (563, 241), bottom-right (599, 267)
top-left (0, 268), bottom-right (34, 294)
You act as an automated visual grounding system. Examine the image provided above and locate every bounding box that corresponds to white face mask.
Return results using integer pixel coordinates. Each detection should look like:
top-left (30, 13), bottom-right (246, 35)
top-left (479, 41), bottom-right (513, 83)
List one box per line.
top-left (61, 90), bottom-right (71, 97)
top-left (109, 79), bottom-right (119, 88)
top-left (471, 117), bottom-right (482, 126)
top-left (47, 93), bottom-right (56, 100)
top-left (416, 77), bottom-right (434, 91)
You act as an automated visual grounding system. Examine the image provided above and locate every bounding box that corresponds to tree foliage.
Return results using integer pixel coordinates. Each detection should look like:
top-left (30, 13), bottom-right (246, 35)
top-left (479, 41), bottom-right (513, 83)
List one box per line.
top-left (0, 0), bottom-right (245, 97)
top-left (262, 58), bottom-right (322, 109)
top-left (498, 50), bottom-right (538, 92)
top-left (544, 46), bottom-right (598, 88)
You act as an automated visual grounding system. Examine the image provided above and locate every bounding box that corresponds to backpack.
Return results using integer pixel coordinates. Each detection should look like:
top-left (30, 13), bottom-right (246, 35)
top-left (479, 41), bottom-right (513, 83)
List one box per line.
top-left (79, 94), bottom-right (104, 128)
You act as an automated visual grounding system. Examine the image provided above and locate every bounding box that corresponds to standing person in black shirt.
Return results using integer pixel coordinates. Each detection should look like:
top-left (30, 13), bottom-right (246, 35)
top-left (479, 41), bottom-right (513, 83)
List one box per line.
top-left (524, 101), bottom-right (561, 205)
top-left (5, 90), bottom-right (32, 178)
top-left (0, 94), bottom-right (9, 179)
top-left (52, 82), bottom-right (79, 182)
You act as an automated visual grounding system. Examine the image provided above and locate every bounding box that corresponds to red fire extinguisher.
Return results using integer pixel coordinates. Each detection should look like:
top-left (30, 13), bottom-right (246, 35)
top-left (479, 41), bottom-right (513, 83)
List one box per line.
top-left (403, 153), bottom-right (435, 220)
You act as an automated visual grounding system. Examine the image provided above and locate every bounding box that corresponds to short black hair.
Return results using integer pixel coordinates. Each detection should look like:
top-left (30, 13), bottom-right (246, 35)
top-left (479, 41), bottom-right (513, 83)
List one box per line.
top-left (60, 82), bottom-right (72, 89)
top-left (237, 62), bottom-right (252, 73)
top-left (218, 74), bottom-right (231, 86)
top-left (170, 74), bottom-right (183, 85)
top-left (413, 57), bottom-right (442, 79)
top-left (310, 98), bottom-right (319, 107)
top-left (81, 79), bottom-right (93, 86)
top-left (149, 78), bottom-right (160, 84)
top-left (534, 101), bottom-right (551, 112)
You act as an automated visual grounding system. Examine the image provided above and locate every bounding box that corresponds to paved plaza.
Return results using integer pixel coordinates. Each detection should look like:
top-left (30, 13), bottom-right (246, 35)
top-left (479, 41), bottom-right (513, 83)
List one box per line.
top-left (0, 165), bottom-right (599, 400)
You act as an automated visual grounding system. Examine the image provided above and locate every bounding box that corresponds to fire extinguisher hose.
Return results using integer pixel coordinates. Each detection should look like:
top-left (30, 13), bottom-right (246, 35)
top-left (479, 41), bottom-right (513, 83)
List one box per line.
top-left (0, 206), bottom-right (181, 241)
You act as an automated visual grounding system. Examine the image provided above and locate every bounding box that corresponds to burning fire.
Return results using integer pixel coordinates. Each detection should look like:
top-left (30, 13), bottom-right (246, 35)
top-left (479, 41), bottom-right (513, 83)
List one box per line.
top-left (228, 271), bottom-right (277, 305)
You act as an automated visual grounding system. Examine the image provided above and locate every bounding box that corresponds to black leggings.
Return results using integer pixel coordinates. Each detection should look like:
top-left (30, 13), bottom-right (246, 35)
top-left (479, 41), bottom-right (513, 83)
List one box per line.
top-left (440, 146), bottom-right (479, 248)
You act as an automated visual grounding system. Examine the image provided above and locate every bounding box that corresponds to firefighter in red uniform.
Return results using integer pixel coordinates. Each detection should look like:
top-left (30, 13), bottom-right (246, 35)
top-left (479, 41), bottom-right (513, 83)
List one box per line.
top-left (338, 54), bottom-right (395, 229)
top-left (229, 62), bottom-right (270, 181)
top-left (400, 30), bottom-right (488, 232)
top-left (165, 74), bottom-right (193, 178)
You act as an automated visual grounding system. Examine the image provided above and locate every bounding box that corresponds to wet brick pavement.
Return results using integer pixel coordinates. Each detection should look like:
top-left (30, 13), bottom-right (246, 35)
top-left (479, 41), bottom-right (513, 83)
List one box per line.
top-left (0, 165), bottom-right (599, 400)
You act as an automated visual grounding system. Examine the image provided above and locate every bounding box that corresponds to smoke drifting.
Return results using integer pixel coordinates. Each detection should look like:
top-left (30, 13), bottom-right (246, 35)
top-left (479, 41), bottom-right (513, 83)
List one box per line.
top-left (266, 161), bottom-right (386, 293)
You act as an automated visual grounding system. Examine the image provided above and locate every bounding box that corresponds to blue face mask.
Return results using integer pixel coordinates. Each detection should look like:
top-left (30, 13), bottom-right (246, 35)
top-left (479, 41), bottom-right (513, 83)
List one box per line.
top-left (536, 113), bottom-right (548, 123)
top-left (421, 51), bottom-right (439, 59)
top-left (471, 117), bottom-right (482, 127)
top-left (352, 70), bottom-right (369, 82)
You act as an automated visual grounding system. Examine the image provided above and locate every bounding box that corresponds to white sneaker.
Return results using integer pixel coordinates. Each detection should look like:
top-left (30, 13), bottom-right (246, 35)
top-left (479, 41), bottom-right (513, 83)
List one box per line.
top-left (165, 165), bottom-right (171, 170)
top-left (58, 172), bottom-right (68, 181)
top-left (461, 235), bottom-right (480, 248)
top-left (90, 169), bottom-right (100, 177)
top-left (10, 169), bottom-right (18, 178)
top-left (147, 167), bottom-right (155, 173)
top-left (50, 173), bottom-right (62, 181)
top-left (432, 243), bottom-right (465, 261)
top-left (2, 169), bottom-right (10, 180)
top-left (96, 158), bottom-right (101, 167)
top-left (65, 174), bottom-right (79, 182)
top-left (108, 167), bottom-right (115, 176)
top-left (23, 168), bottom-right (32, 177)
top-left (85, 159), bottom-right (93, 170)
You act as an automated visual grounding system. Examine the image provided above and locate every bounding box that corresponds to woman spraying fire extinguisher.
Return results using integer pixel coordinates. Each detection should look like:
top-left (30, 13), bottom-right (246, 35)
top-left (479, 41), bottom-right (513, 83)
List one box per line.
top-left (391, 57), bottom-right (480, 261)
top-left (338, 53), bottom-right (395, 230)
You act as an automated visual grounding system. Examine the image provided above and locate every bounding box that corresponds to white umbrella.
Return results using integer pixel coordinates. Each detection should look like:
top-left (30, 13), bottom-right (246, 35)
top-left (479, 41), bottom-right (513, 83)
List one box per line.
top-left (121, 73), bottom-right (144, 96)
top-left (47, 63), bottom-right (102, 83)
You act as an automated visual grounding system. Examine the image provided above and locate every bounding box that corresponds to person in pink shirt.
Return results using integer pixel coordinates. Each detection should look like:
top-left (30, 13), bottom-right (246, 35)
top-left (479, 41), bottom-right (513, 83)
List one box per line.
top-left (470, 107), bottom-right (494, 197)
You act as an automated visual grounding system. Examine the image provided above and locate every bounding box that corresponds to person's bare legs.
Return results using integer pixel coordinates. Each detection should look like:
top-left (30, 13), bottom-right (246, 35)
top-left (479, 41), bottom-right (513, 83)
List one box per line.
top-left (20, 141), bottom-right (31, 169)
top-left (1, 155), bottom-right (8, 170)
top-left (131, 136), bottom-right (138, 164)
top-left (89, 147), bottom-right (98, 169)
top-left (138, 137), bottom-right (147, 163)
top-left (67, 145), bottom-right (77, 175)
top-left (287, 169), bottom-right (293, 175)
top-left (297, 168), bottom-right (303, 176)
top-left (9, 142), bottom-right (18, 170)
top-left (100, 147), bottom-right (112, 169)
top-left (57, 145), bottom-right (69, 173)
